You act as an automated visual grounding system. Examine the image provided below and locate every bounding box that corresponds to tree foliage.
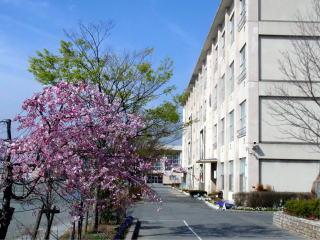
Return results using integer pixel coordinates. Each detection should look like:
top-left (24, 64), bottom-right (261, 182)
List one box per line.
top-left (10, 82), bottom-right (153, 217)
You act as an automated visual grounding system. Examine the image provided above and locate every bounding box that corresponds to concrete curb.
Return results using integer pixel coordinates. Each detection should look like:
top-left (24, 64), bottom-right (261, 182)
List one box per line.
top-left (171, 187), bottom-right (190, 197)
top-left (125, 218), bottom-right (141, 240)
top-left (203, 200), bottom-right (220, 210)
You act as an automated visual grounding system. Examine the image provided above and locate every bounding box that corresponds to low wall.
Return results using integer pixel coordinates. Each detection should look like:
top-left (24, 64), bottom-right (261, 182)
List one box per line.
top-left (273, 211), bottom-right (320, 239)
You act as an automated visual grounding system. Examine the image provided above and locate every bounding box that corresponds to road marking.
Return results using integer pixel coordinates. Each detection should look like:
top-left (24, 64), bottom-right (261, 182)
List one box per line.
top-left (183, 220), bottom-right (202, 240)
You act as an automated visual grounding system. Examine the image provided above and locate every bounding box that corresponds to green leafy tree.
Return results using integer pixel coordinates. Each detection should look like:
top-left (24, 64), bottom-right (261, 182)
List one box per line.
top-left (29, 22), bottom-right (182, 231)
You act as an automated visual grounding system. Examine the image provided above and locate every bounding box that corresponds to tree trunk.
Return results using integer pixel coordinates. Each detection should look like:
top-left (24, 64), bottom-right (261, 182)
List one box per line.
top-left (44, 206), bottom-right (58, 240)
top-left (70, 221), bottom-right (75, 240)
top-left (32, 206), bottom-right (44, 240)
top-left (93, 187), bottom-right (100, 232)
top-left (85, 210), bottom-right (89, 234)
top-left (77, 218), bottom-right (83, 240)
top-left (44, 213), bottom-right (53, 240)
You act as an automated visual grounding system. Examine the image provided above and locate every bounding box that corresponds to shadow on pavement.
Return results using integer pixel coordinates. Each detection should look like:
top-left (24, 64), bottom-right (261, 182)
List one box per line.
top-left (138, 222), bottom-right (299, 239)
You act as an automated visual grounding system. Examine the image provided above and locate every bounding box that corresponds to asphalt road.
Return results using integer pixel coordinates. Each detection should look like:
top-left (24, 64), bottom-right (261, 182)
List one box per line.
top-left (6, 197), bottom-right (71, 239)
top-left (131, 184), bottom-right (302, 240)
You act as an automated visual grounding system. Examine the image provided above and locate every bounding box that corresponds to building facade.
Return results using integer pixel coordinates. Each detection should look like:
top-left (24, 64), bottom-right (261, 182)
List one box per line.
top-left (182, 0), bottom-right (320, 200)
top-left (147, 146), bottom-right (183, 185)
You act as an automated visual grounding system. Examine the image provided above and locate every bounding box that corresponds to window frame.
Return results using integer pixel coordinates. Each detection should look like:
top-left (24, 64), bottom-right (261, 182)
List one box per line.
top-left (240, 44), bottom-right (246, 74)
top-left (229, 110), bottom-right (235, 142)
top-left (213, 124), bottom-right (217, 149)
top-left (230, 14), bottom-right (235, 44)
top-left (220, 118), bottom-right (225, 145)
top-left (221, 162), bottom-right (225, 190)
top-left (229, 160), bottom-right (234, 191)
top-left (239, 157), bottom-right (247, 192)
top-left (229, 61), bottom-right (235, 93)
top-left (238, 100), bottom-right (247, 137)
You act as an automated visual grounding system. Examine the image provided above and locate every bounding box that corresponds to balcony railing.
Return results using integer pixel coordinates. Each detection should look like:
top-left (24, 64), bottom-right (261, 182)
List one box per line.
top-left (237, 126), bottom-right (246, 138)
top-left (237, 67), bottom-right (247, 84)
top-left (238, 11), bottom-right (247, 31)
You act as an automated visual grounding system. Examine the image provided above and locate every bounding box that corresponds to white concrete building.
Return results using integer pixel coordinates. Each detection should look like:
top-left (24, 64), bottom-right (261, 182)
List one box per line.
top-left (182, 0), bottom-right (320, 200)
top-left (147, 146), bottom-right (183, 185)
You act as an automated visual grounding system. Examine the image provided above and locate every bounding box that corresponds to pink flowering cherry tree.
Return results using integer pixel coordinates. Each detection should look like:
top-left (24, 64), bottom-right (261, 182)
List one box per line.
top-left (7, 82), bottom-right (154, 239)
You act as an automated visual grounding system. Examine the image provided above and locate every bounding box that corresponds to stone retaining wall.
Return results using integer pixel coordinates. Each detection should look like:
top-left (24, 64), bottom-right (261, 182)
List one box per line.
top-left (273, 211), bottom-right (320, 239)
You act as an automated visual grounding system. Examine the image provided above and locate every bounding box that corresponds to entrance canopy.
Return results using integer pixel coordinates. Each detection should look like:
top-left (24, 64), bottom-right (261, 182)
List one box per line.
top-left (196, 158), bottom-right (218, 164)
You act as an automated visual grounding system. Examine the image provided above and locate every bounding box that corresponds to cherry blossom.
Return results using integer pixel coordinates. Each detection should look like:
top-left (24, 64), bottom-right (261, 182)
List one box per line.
top-left (9, 82), bottom-right (155, 218)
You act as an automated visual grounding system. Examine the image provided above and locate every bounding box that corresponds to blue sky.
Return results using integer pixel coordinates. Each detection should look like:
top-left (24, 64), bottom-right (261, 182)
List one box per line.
top-left (0, 0), bottom-right (219, 121)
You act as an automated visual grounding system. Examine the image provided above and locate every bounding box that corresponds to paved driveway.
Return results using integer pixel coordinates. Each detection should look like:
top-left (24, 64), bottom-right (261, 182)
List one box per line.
top-left (131, 184), bottom-right (301, 240)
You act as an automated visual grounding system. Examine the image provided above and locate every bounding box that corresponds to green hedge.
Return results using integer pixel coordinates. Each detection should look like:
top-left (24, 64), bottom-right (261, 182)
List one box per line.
top-left (233, 192), bottom-right (312, 208)
top-left (285, 199), bottom-right (320, 219)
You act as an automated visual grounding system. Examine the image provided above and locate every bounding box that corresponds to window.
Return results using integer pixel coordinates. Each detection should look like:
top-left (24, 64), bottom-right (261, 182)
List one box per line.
top-left (203, 66), bottom-right (207, 89)
top-left (221, 163), bottom-right (225, 190)
top-left (240, 0), bottom-right (246, 16)
top-left (213, 85), bottom-right (218, 110)
top-left (188, 141), bottom-right (192, 165)
top-left (221, 32), bottom-right (225, 59)
top-left (211, 163), bottom-right (216, 182)
top-left (213, 124), bottom-right (217, 149)
top-left (170, 154), bottom-right (180, 165)
top-left (188, 115), bottom-right (192, 138)
top-left (220, 75), bottom-right (225, 102)
top-left (239, 100), bottom-right (246, 137)
top-left (200, 164), bottom-right (204, 183)
top-left (229, 110), bottom-right (234, 142)
top-left (238, 45), bottom-right (247, 83)
top-left (200, 129), bottom-right (205, 160)
top-left (238, 0), bottom-right (247, 31)
top-left (229, 61), bottom-right (234, 93)
top-left (220, 118), bottom-right (225, 145)
top-left (229, 160), bottom-right (234, 191)
top-left (154, 161), bottom-right (162, 171)
top-left (240, 45), bottom-right (246, 74)
top-left (214, 46), bottom-right (218, 72)
top-left (240, 158), bottom-right (247, 192)
top-left (170, 175), bottom-right (177, 181)
top-left (230, 14), bottom-right (235, 44)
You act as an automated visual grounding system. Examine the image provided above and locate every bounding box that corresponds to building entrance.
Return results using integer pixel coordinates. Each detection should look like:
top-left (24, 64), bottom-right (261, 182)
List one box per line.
top-left (147, 175), bottom-right (163, 183)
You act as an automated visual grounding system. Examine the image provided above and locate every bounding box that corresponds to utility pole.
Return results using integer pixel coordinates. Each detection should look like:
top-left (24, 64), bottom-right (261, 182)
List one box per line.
top-left (0, 119), bottom-right (15, 239)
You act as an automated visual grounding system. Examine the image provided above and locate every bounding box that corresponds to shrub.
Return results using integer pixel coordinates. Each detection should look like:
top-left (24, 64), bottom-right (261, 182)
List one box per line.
top-left (253, 184), bottom-right (273, 192)
top-left (233, 192), bottom-right (312, 208)
top-left (189, 190), bottom-right (207, 197)
top-left (285, 199), bottom-right (320, 220)
top-left (256, 184), bottom-right (264, 192)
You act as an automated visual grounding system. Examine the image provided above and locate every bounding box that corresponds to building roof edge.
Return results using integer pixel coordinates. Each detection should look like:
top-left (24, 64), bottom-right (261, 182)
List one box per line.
top-left (184, 0), bottom-right (233, 103)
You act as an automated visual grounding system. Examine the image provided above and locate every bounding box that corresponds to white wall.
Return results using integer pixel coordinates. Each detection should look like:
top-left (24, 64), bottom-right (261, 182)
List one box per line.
top-left (260, 160), bottom-right (320, 192)
top-left (260, 37), bottom-right (319, 81)
top-left (260, 0), bottom-right (314, 21)
top-left (260, 98), bottom-right (320, 143)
